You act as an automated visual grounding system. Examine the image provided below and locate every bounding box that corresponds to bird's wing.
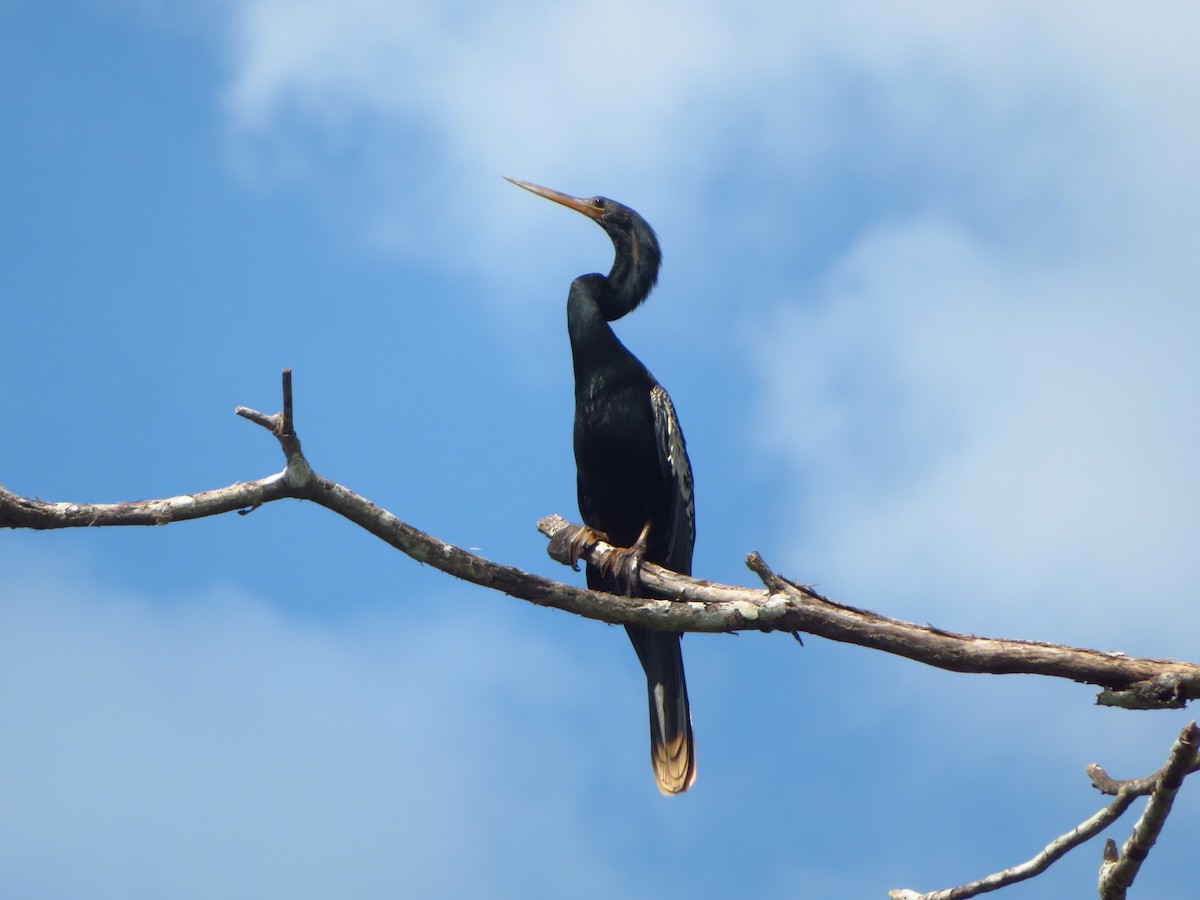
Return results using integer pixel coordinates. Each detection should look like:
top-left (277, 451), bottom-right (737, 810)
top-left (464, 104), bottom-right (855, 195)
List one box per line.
top-left (650, 383), bottom-right (696, 576)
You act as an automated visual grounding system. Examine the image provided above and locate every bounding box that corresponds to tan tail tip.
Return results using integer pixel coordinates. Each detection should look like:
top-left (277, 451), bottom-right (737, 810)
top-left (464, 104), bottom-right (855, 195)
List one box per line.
top-left (652, 738), bottom-right (696, 795)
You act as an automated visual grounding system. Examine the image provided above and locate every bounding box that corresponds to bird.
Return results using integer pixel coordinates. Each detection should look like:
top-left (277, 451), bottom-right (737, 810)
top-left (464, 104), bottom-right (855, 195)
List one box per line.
top-left (507, 177), bottom-right (697, 795)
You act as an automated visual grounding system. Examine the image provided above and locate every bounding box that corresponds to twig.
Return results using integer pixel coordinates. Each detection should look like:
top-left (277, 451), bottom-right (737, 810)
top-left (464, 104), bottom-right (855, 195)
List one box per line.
top-left (1087, 738), bottom-right (1200, 797)
top-left (892, 724), bottom-right (1199, 900)
top-left (889, 789), bottom-right (1138, 899)
top-left (1098, 722), bottom-right (1199, 898)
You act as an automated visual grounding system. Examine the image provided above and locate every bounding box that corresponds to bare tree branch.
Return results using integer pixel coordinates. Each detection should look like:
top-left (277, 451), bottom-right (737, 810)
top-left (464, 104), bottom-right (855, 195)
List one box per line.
top-left (6, 369), bottom-right (1200, 896)
top-left (3, 370), bottom-right (1199, 713)
top-left (542, 523), bottom-right (1200, 709)
top-left (1088, 739), bottom-right (1200, 797)
top-left (891, 724), bottom-right (1199, 900)
top-left (889, 790), bottom-right (1138, 900)
top-left (1098, 722), bottom-right (1199, 899)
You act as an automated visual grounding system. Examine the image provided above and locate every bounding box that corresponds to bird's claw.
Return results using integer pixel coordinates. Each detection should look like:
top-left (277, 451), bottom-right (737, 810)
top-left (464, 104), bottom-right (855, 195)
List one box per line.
top-left (547, 524), bottom-right (608, 571)
top-left (601, 543), bottom-right (646, 596)
top-left (547, 521), bottom-right (651, 596)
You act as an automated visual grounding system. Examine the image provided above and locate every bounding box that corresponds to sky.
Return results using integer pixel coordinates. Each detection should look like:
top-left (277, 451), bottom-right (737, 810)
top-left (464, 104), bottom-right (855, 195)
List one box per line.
top-left (2, 1), bottom-right (1199, 897)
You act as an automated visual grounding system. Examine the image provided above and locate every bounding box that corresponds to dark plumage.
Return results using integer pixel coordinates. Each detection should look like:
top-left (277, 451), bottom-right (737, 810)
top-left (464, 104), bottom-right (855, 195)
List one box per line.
top-left (508, 178), bottom-right (697, 794)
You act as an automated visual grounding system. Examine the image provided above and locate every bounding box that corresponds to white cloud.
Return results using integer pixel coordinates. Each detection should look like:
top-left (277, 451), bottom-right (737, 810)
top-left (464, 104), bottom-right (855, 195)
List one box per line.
top-left (217, 1), bottom-right (1200, 188)
top-left (212, 0), bottom-right (1200, 321)
top-left (754, 215), bottom-right (1200, 651)
top-left (12, 4), bottom-right (1200, 894)
top-left (0, 551), bottom-right (625, 898)
top-left (209, 0), bottom-right (1200, 650)
top-left (205, 0), bottom-right (1200, 640)
top-left (209, 0), bottom-right (1200, 653)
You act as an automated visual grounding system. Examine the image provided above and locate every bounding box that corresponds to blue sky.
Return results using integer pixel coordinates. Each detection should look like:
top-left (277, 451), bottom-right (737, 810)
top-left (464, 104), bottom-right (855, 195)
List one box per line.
top-left (3, 1), bottom-right (1199, 897)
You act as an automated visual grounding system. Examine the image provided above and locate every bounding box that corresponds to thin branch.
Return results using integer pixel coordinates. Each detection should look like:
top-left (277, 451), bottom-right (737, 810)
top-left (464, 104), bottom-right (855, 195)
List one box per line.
top-left (1087, 739), bottom-right (1200, 797)
top-left (3, 370), bottom-right (1199, 711)
top-left (1098, 722), bottom-right (1199, 899)
top-left (0, 474), bottom-right (293, 527)
top-left (545, 520), bottom-right (1200, 709)
top-left (892, 725), bottom-right (1199, 900)
top-left (889, 789), bottom-right (1139, 900)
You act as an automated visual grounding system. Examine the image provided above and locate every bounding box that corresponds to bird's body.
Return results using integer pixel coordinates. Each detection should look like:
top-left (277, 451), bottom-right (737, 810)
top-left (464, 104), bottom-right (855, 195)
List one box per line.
top-left (508, 178), bottom-right (697, 795)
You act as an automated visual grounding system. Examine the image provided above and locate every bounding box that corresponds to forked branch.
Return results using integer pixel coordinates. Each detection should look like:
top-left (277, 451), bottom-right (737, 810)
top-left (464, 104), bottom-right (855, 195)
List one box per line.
top-left (2, 369), bottom-right (1198, 714)
top-left (1097, 722), bottom-right (1199, 898)
top-left (4, 369), bottom-right (1200, 898)
top-left (890, 723), bottom-right (1198, 900)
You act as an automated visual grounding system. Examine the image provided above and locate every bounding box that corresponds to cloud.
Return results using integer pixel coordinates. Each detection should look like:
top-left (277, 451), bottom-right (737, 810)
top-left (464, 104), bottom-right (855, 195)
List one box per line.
top-left (753, 214), bottom-right (1200, 651)
top-left (217, 0), bottom-right (759, 290)
top-left (211, 1), bottom-right (1200, 321)
top-left (209, 0), bottom-right (1200, 649)
top-left (0, 550), bottom-right (627, 898)
top-left (10, 5), bottom-right (1200, 895)
top-left (217, 2), bottom-right (1200, 197)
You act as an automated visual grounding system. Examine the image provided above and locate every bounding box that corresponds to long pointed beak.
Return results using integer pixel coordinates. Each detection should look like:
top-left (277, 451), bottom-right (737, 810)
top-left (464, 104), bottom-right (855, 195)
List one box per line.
top-left (505, 177), bottom-right (602, 220)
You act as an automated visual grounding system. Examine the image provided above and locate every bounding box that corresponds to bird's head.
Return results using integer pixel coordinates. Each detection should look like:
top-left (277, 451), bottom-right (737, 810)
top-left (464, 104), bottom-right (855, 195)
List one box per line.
top-left (506, 177), bottom-right (662, 320)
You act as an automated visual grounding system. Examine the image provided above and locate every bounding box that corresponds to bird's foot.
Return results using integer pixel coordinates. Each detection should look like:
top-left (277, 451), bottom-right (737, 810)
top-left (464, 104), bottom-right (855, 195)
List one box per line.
top-left (599, 521), bottom-right (652, 596)
top-left (600, 544), bottom-right (645, 596)
top-left (547, 524), bottom-right (608, 571)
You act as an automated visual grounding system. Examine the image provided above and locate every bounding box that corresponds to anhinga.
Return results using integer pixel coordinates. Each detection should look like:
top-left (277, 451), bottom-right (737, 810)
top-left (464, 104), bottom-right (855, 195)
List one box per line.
top-left (507, 177), bottom-right (697, 795)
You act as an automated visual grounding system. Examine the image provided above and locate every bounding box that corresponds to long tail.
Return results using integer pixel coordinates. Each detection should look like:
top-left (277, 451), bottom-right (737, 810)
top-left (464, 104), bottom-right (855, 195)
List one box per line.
top-left (625, 624), bottom-right (696, 795)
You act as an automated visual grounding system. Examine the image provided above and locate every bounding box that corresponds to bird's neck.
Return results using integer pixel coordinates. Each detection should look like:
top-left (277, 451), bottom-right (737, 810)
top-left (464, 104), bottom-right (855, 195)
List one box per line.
top-left (566, 275), bottom-right (641, 393)
top-left (604, 226), bottom-right (660, 320)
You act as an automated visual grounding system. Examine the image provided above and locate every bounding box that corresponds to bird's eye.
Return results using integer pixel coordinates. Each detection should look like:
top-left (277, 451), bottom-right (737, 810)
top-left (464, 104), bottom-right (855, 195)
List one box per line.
top-left (592, 198), bottom-right (606, 210)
